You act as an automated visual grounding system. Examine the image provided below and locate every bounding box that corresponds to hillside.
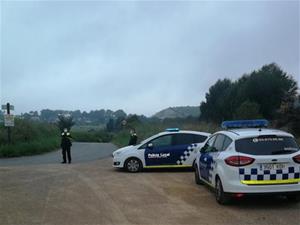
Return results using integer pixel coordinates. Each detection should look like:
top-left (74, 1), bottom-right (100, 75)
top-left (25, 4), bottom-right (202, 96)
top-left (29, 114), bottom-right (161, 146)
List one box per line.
top-left (152, 106), bottom-right (200, 119)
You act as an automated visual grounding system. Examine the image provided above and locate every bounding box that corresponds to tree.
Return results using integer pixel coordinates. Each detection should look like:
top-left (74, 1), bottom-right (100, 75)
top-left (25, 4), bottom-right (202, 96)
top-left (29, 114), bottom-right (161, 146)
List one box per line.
top-left (200, 79), bottom-right (234, 122)
top-left (106, 118), bottom-right (115, 132)
top-left (199, 63), bottom-right (298, 122)
top-left (57, 114), bottom-right (75, 132)
top-left (234, 101), bottom-right (262, 120)
top-left (235, 63), bottom-right (298, 119)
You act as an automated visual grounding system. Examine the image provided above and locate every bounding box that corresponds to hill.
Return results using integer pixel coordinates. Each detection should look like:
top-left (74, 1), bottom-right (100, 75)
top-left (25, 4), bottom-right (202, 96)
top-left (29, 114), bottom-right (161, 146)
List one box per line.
top-left (152, 106), bottom-right (200, 119)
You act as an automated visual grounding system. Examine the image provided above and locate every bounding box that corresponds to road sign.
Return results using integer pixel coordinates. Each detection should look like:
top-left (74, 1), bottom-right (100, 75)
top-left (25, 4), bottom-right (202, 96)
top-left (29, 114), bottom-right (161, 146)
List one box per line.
top-left (2, 104), bottom-right (14, 111)
top-left (4, 114), bottom-right (14, 127)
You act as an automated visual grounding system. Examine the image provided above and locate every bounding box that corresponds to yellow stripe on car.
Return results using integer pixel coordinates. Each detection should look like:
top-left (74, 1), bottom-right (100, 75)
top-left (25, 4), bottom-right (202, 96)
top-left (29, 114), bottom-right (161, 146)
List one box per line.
top-left (241, 178), bottom-right (300, 185)
top-left (144, 165), bottom-right (191, 169)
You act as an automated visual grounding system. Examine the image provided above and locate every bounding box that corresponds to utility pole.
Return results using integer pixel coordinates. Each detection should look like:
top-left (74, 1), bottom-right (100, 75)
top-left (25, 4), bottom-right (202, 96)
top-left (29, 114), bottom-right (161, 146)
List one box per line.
top-left (7, 103), bottom-right (11, 144)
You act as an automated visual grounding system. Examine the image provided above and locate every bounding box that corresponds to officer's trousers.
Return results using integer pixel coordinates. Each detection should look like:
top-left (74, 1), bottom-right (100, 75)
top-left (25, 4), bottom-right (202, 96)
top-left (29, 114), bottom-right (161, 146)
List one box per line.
top-left (62, 147), bottom-right (71, 163)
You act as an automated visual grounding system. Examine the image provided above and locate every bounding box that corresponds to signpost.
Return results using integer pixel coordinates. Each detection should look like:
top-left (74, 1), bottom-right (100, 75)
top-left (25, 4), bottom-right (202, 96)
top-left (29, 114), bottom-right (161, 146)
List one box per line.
top-left (2, 103), bottom-right (14, 144)
top-left (4, 114), bottom-right (14, 127)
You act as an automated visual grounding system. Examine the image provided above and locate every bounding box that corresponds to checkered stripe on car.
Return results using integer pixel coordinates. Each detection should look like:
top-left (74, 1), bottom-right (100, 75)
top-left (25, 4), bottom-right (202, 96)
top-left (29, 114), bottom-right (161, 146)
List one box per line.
top-left (208, 160), bottom-right (216, 182)
top-left (176, 144), bottom-right (198, 165)
top-left (239, 166), bottom-right (300, 181)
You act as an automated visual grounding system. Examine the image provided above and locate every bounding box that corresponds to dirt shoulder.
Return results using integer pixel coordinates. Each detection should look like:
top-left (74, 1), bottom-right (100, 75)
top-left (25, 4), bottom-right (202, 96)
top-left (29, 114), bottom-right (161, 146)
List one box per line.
top-left (1, 157), bottom-right (299, 225)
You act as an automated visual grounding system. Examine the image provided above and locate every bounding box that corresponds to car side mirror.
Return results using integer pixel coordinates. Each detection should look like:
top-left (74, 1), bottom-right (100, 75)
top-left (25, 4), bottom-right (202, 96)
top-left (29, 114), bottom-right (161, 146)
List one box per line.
top-left (147, 143), bottom-right (153, 149)
top-left (200, 147), bottom-right (206, 153)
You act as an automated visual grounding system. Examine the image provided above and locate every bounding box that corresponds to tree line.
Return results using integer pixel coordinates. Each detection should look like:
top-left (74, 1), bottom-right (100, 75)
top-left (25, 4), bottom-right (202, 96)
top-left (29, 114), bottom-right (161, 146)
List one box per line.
top-left (199, 63), bottom-right (300, 135)
top-left (21, 109), bottom-right (128, 125)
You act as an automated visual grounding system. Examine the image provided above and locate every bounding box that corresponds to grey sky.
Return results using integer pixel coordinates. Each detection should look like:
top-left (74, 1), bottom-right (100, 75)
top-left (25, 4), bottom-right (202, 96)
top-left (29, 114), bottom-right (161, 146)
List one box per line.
top-left (1, 1), bottom-right (299, 116)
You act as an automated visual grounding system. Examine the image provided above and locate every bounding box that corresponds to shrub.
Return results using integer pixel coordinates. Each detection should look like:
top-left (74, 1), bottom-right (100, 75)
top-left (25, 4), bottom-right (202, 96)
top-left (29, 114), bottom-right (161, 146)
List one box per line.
top-left (0, 119), bottom-right (60, 157)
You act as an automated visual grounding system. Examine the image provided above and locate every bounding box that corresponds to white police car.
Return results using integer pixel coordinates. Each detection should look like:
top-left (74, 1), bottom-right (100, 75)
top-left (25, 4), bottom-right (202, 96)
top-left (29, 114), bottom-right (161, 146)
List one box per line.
top-left (194, 120), bottom-right (300, 204)
top-left (113, 128), bottom-right (210, 172)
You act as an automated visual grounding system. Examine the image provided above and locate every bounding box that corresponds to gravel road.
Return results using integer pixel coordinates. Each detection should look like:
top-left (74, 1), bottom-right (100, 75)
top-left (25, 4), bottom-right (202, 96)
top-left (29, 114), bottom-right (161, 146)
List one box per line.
top-left (0, 143), bottom-right (299, 225)
top-left (0, 142), bottom-right (116, 166)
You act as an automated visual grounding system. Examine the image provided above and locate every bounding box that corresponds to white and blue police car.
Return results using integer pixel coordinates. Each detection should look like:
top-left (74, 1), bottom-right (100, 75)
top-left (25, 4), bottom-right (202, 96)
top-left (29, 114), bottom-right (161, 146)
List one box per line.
top-left (113, 128), bottom-right (210, 172)
top-left (194, 120), bottom-right (300, 204)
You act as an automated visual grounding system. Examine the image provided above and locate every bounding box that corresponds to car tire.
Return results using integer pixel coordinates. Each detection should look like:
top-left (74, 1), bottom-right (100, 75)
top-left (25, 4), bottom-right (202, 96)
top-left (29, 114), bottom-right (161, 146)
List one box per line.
top-left (286, 194), bottom-right (300, 203)
top-left (194, 164), bottom-right (203, 185)
top-left (215, 177), bottom-right (231, 205)
top-left (125, 158), bottom-right (142, 173)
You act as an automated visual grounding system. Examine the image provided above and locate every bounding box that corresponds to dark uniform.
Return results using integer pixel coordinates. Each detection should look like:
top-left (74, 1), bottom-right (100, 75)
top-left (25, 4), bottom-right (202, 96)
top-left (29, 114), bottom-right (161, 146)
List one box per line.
top-left (128, 131), bottom-right (137, 146)
top-left (61, 132), bottom-right (72, 163)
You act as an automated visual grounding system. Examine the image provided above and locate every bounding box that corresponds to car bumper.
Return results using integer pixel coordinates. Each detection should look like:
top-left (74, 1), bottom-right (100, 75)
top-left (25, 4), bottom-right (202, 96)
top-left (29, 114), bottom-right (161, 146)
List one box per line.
top-left (112, 156), bottom-right (124, 168)
top-left (223, 178), bottom-right (300, 194)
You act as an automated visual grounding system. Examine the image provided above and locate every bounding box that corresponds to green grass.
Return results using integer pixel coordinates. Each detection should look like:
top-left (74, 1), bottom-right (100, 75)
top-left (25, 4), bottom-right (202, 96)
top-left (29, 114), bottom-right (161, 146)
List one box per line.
top-left (0, 119), bottom-right (60, 158)
top-left (0, 136), bottom-right (60, 157)
top-left (72, 130), bottom-right (112, 143)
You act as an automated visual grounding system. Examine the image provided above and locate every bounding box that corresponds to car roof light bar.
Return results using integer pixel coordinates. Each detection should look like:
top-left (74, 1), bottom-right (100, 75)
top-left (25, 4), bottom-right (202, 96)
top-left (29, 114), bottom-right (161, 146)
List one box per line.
top-left (221, 119), bottom-right (269, 129)
top-left (165, 128), bottom-right (180, 132)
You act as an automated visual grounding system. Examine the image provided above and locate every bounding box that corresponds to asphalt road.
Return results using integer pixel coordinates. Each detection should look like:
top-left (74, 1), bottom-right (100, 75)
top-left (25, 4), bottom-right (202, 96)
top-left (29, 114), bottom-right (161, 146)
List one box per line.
top-left (0, 142), bottom-right (116, 166)
top-left (0, 143), bottom-right (299, 225)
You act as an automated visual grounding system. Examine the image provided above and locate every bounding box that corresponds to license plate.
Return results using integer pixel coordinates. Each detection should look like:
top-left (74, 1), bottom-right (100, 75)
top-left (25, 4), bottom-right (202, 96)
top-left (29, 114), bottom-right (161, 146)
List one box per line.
top-left (260, 163), bottom-right (286, 170)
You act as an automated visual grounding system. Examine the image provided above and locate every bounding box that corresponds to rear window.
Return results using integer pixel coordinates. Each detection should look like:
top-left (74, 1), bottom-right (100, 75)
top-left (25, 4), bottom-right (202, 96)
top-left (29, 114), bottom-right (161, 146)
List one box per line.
top-left (235, 136), bottom-right (299, 155)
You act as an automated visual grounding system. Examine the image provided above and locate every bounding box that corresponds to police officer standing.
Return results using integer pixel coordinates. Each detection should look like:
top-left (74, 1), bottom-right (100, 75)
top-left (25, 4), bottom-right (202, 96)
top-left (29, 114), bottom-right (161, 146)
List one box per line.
top-left (61, 128), bottom-right (72, 164)
top-left (128, 129), bottom-right (138, 146)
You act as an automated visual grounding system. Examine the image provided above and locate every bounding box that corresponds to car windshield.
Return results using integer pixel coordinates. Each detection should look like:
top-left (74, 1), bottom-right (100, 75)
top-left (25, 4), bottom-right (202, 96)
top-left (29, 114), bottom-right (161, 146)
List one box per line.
top-left (235, 136), bottom-right (300, 155)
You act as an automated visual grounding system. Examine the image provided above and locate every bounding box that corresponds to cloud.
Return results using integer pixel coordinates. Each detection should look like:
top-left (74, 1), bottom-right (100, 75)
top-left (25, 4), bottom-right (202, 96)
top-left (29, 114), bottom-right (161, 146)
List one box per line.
top-left (1, 1), bottom-right (299, 116)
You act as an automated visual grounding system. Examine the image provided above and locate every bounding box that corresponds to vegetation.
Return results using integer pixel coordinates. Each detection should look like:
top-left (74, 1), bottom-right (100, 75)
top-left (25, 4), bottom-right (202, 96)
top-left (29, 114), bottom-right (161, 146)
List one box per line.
top-left (200, 63), bottom-right (299, 136)
top-left (72, 130), bottom-right (112, 143)
top-left (0, 119), bottom-right (60, 157)
top-left (1, 63), bottom-right (299, 157)
top-left (57, 114), bottom-right (75, 131)
top-left (111, 117), bottom-right (218, 147)
top-left (22, 108), bottom-right (127, 125)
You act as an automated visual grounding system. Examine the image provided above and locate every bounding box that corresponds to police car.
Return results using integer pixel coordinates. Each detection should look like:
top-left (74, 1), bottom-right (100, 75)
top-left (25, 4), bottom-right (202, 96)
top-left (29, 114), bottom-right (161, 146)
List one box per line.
top-left (113, 128), bottom-right (210, 172)
top-left (194, 120), bottom-right (300, 204)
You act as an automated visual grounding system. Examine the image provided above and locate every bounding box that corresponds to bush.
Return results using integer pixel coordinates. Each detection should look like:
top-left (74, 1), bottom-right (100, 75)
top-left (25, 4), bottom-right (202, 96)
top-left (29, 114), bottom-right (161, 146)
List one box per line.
top-left (0, 119), bottom-right (60, 157)
top-left (72, 130), bottom-right (113, 143)
top-left (0, 137), bottom-right (60, 157)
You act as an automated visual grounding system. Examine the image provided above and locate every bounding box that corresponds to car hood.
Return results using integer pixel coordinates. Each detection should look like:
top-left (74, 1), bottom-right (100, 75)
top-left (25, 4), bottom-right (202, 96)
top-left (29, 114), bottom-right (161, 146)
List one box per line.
top-left (113, 145), bottom-right (136, 157)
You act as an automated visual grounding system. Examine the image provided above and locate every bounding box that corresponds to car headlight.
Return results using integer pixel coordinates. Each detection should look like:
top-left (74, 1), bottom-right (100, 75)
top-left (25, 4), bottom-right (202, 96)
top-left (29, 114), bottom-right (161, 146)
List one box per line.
top-left (113, 151), bottom-right (122, 157)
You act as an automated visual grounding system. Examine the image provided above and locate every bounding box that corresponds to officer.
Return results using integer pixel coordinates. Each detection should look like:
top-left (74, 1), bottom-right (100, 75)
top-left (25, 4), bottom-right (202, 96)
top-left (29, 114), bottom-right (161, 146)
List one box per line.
top-left (128, 129), bottom-right (138, 146)
top-left (61, 128), bottom-right (72, 164)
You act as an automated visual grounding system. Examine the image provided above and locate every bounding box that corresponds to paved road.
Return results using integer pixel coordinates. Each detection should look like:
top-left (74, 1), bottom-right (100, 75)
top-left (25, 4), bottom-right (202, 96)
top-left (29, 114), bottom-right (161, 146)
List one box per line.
top-left (0, 143), bottom-right (299, 225)
top-left (0, 142), bottom-right (117, 166)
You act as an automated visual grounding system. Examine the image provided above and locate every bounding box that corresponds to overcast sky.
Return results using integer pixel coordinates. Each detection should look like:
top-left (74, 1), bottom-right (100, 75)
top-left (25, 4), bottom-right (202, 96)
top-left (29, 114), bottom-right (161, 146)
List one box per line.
top-left (1, 1), bottom-right (299, 116)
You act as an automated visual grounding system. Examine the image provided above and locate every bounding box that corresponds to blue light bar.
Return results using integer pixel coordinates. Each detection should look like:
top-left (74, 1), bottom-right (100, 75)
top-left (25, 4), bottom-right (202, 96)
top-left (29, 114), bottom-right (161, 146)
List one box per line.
top-left (165, 128), bottom-right (180, 132)
top-left (221, 119), bottom-right (269, 129)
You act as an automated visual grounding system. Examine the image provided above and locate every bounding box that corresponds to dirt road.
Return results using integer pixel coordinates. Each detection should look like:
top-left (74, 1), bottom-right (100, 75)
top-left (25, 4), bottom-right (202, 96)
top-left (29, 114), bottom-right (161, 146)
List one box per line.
top-left (0, 143), bottom-right (299, 225)
top-left (0, 142), bottom-right (116, 166)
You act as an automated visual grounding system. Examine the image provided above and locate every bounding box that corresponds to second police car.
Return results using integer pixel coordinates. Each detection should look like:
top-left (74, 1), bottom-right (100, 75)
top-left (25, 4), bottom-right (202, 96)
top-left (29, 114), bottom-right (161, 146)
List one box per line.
top-left (112, 128), bottom-right (210, 172)
top-left (194, 120), bottom-right (300, 204)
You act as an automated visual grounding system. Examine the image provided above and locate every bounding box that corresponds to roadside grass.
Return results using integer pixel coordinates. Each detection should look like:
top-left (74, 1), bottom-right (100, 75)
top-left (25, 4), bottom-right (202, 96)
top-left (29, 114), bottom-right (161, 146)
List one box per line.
top-left (111, 119), bottom-right (219, 147)
top-left (0, 119), bottom-right (60, 158)
top-left (72, 130), bottom-right (112, 143)
top-left (0, 137), bottom-right (60, 157)
top-left (72, 125), bottom-right (104, 132)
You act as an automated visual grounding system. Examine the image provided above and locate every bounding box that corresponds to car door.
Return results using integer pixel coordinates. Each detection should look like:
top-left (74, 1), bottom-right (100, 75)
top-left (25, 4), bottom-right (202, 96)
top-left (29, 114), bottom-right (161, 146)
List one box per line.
top-left (171, 133), bottom-right (199, 166)
top-left (199, 135), bottom-right (217, 182)
top-left (144, 134), bottom-right (174, 166)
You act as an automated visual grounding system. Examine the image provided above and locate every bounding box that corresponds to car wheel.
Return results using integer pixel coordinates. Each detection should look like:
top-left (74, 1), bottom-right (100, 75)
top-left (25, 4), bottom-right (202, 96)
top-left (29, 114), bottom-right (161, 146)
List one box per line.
top-left (286, 194), bottom-right (300, 203)
top-left (125, 158), bottom-right (142, 173)
top-left (215, 177), bottom-right (230, 205)
top-left (194, 164), bottom-right (203, 185)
